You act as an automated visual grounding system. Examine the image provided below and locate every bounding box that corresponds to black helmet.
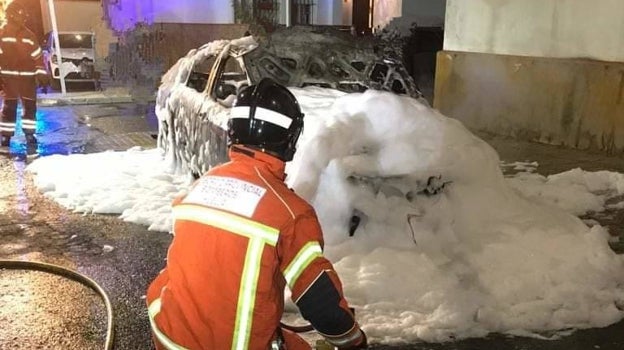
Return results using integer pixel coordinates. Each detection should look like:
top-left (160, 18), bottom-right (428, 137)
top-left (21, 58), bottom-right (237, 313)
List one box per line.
top-left (228, 78), bottom-right (304, 162)
top-left (6, 2), bottom-right (29, 25)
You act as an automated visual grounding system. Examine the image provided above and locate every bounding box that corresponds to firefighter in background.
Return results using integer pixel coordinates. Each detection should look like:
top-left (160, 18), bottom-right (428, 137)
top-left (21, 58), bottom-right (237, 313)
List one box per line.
top-left (147, 78), bottom-right (368, 350)
top-left (0, 2), bottom-right (49, 150)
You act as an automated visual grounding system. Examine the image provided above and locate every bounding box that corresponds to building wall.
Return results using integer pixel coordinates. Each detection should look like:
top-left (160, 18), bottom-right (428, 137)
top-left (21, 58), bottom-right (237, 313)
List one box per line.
top-left (39, 0), bottom-right (115, 63)
top-left (104, 0), bottom-right (234, 32)
top-left (104, 0), bottom-right (154, 32)
top-left (152, 0), bottom-right (234, 24)
top-left (331, 0), bottom-right (343, 25)
top-left (436, 0), bottom-right (624, 154)
top-left (435, 52), bottom-right (624, 152)
top-left (341, 0), bottom-right (352, 25)
top-left (373, 0), bottom-right (402, 29)
top-left (106, 23), bottom-right (249, 93)
top-left (315, 0), bottom-right (337, 25)
top-left (39, 0), bottom-right (101, 33)
top-left (148, 23), bottom-right (248, 70)
top-left (102, 0), bottom-right (236, 56)
top-left (444, 0), bottom-right (624, 62)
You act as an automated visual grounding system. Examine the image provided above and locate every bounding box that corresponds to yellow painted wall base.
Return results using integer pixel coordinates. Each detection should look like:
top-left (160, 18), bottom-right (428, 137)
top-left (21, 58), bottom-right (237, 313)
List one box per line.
top-left (434, 51), bottom-right (624, 154)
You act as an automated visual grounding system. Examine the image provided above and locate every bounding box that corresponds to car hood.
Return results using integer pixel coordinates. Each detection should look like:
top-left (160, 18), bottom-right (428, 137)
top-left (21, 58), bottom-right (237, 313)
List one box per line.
top-left (57, 48), bottom-right (94, 60)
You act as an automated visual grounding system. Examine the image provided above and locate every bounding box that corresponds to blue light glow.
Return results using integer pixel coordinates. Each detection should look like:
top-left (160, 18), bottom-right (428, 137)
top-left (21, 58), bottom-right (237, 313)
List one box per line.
top-left (4, 105), bottom-right (87, 157)
top-left (106, 0), bottom-right (234, 31)
top-left (107, 0), bottom-right (155, 32)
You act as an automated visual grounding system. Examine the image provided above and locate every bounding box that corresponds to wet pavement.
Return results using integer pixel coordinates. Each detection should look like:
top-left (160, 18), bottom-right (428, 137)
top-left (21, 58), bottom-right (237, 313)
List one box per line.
top-left (0, 102), bottom-right (623, 349)
top-left (0, 102), bottom-right (164, 349)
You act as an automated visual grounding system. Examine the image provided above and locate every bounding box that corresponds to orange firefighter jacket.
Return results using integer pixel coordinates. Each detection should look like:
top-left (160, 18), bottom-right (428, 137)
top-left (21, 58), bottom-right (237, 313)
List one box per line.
top-left (0, 23), bottom-right (46, 78)
top-left (147, 146), bottom-right (362, 350)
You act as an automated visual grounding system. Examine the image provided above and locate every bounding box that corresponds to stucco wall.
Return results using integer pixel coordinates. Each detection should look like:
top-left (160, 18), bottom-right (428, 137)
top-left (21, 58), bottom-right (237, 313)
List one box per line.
top-left (434, 51), bottom-right (624, 153)
top-left (445, 0), bottom-right (624, 62)
top-left (39, 0), bottom-right (115, 63)
top-left (341, 0), bottom-right (352, 25)
top-left (373, 0), bottom-right (402, 29)
top-left (103, 0), bottom-right (154, 32)
top-left (106, 23), bottom-right (249, 95)
top-left (437, 0), bottom-right (624, 154)
top-left (104, 0), bottom-right (234, 32)
top-left (315, 0), bottom-right (340, 25)
top-left (152, 23), bottom-right (248, 69)
top-left (152, 1), bottom-right (234, 24)
top-left (40, 0), bottom-right (101, 33)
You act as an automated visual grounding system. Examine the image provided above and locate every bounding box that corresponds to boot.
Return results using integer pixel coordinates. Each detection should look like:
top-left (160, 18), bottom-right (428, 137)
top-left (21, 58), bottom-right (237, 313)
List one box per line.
top-left (0, 135), bottom-right (10, 147)
top-left (25, 134), bottom-right (37, 155)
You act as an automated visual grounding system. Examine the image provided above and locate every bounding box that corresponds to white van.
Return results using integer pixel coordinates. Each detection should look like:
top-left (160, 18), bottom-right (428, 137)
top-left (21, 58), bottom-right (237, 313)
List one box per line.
top-left (42, 31), bottom-right (100, 90)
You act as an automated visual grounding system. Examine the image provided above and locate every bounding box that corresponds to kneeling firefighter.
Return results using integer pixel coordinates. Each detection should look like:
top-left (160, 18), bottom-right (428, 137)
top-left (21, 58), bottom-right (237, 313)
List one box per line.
top-left (146, 78), bottom-right (367, 349)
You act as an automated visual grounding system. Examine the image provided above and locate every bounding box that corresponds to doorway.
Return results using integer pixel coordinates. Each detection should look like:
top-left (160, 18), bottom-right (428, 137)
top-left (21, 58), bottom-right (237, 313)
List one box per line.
top-left (352, 0), bottom-right (372, 36)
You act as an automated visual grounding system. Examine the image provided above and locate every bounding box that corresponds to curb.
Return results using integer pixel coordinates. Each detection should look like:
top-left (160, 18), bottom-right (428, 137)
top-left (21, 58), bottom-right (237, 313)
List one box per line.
top-left (38, 95), bottom-right (135, 106)
top-left (36, 88), bottom-right (157, 106)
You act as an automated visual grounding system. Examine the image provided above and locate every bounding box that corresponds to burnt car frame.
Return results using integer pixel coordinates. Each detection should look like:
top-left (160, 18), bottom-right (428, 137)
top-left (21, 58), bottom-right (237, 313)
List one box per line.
top-left (156, 26), bottom-right (422, 177)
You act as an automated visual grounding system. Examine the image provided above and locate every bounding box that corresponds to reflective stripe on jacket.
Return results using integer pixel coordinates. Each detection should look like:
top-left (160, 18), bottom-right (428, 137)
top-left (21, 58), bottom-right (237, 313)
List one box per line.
top-left (147, 146), bottom-right (357, 350)
top-left (0, 23), bottom-right (45, 77)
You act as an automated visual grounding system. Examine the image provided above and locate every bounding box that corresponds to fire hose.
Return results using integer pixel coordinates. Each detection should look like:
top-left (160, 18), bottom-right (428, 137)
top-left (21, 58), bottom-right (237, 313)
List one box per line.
top-left (280, 321), bottom-right (314, 333)
top-left (0, 260), bottom-right (342, 350)
top-left (0, 260), bottom-right (114, 350)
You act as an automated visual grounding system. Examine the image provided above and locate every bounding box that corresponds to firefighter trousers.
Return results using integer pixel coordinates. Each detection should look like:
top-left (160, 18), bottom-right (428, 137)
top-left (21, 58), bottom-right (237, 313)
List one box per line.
top-left (0, 75), bottom-right (37, 137)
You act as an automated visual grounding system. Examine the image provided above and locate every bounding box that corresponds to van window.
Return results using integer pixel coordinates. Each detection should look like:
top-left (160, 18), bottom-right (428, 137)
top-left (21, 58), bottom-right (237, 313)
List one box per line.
top-left (58, 34), bottom-right (93, 49)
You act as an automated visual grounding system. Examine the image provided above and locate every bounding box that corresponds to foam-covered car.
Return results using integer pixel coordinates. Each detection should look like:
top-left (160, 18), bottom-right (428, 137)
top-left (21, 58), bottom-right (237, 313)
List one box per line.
top-left (156, 26), bottom-right (423, 177)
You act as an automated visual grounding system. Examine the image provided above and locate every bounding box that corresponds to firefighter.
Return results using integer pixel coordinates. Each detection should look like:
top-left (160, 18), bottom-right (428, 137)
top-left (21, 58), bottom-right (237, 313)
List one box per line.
top-left (146, 78), bottom-right (367, 350)
top-left (0, 2), bottom-right (49, 151)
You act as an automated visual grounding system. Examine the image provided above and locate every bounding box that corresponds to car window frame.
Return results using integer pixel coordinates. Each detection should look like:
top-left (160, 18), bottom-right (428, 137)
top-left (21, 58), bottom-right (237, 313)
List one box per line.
top-left (205, 44), bottom-right (252, 103)
top-left (205, 45), bottom-right (229, 100)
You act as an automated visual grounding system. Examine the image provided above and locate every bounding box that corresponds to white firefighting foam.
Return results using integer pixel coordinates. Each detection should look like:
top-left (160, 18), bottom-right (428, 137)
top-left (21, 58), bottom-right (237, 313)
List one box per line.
top-left (27, 88), bottom-right (624, 345)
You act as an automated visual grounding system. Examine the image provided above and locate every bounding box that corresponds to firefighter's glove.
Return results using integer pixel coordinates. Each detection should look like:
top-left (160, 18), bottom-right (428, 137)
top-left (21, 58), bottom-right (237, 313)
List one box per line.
top-left (338, 329), bottom-right (367, 349)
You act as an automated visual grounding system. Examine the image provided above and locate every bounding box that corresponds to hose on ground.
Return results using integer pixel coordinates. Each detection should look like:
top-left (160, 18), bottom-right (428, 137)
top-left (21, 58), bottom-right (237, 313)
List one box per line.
top-left (0, 259), bottom-right (114, 350)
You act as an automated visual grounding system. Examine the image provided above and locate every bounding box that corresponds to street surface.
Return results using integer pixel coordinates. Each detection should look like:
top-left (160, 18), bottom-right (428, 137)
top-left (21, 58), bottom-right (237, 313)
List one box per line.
top-left (0, 101), bottom-right (622, 349)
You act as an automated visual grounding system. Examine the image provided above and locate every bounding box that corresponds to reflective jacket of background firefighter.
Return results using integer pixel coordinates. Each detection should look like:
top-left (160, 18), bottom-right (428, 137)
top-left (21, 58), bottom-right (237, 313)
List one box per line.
top-left (147, 146), bottom-right (363, 350)
top-left (0, 23), bottom-right (46, 79)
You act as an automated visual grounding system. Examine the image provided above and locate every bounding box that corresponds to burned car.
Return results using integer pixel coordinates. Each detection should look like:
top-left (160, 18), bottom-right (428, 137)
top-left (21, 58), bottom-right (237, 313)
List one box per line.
top-left (156, 26), bottom-right (422, 177)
